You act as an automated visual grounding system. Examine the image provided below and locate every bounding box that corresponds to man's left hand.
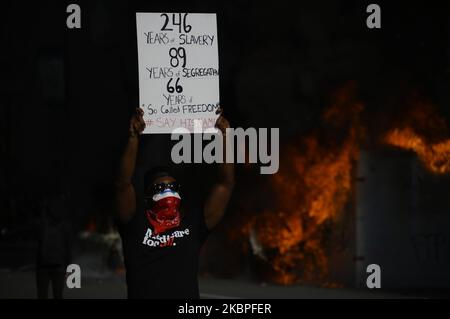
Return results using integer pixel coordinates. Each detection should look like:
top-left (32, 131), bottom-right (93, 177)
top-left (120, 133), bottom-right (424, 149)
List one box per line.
top-left (215, 107), bottom-right (230, 135)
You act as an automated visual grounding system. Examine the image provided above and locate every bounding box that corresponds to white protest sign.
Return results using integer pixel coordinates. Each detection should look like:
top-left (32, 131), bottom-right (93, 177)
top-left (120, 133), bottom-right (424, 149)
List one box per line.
top-left (136, 12), bottom-right (220, 134)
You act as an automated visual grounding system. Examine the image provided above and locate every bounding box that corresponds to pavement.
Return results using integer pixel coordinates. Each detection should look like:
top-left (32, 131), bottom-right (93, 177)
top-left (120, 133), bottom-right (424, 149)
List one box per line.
top-left (0, 269), bottom-right (417, 299)
top-left (0, 240), bottom-right (440, 299)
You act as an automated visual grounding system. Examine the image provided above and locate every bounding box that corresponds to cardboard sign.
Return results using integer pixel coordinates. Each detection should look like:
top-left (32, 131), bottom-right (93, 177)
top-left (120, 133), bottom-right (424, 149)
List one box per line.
top-left (136, 12), bottom-right (220, 134)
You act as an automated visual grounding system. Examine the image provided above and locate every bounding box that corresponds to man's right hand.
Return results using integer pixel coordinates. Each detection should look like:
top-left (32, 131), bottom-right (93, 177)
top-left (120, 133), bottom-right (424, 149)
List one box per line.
top-left (129, 108), bottom-right (146, 137)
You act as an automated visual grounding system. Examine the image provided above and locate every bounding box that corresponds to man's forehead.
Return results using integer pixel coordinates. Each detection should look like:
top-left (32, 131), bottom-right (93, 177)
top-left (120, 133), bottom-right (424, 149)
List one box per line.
top-left (153, 176), bottom-right (176, 184)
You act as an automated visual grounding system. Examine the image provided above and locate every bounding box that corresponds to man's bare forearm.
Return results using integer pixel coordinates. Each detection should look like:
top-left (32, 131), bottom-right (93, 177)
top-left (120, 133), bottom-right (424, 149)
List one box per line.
top-left (115, 108), bottom-right (146, 222)
top-left (219, 161), bottom-right (235, 187)
top-left (204, 129), bottom-right (235, 230)
top-left (116, 135), bottom-right (139, 187)
top-left (115, 135), bottom-right (139, 222)
top-left (219, 134), bottom-right (235, 187)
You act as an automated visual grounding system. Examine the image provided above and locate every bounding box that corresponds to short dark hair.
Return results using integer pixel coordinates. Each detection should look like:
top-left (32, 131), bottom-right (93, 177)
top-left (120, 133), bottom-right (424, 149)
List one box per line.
top-left (144, 166), bottom-right (174, 190)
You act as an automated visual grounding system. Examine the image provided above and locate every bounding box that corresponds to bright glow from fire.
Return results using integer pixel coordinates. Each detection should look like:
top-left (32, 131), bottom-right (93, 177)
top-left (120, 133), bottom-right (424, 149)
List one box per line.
top-left (383, 100), bottom-right (450, 174)
top-left (235, 83), bottom-right (362, 285)
top-left (384, 127), bottom-right (450, 174)
top-left (232, 89), bottom-right (450, 286)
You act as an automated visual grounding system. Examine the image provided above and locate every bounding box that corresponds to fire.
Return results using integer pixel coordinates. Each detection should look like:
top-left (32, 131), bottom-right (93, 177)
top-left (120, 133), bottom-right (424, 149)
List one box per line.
top-left (236, 83), bottom-right (363, 285)
top-left (384, 128), bottom-right (450, 173)
top-left (383, 101), bottom-right (450, 173)
top-left (231, 88), bottom-right (450, 286)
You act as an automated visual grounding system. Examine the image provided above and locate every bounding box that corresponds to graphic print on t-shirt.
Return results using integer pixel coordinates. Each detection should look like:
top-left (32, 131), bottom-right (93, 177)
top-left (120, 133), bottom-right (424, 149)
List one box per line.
top-left (142, 225), bottom-right (191, 248)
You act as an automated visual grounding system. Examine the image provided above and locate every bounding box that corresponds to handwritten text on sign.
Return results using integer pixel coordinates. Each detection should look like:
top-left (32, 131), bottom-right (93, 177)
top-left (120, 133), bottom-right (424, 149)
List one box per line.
top-left (136, 13), bottom-right (220, 134)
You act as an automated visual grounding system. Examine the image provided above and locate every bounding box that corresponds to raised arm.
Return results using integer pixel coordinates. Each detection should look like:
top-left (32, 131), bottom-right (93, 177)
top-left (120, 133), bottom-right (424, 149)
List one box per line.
top-left (114, 108), bottom-right (146, 223)
top-left (204, 110), bottom-right (235, 229)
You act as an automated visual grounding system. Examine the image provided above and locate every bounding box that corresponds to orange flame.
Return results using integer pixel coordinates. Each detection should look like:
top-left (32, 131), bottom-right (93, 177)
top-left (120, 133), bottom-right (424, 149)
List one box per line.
top-left (236, 83), bottom-right (362, 285)
top-left (383, 100), bottom-right (450, 174)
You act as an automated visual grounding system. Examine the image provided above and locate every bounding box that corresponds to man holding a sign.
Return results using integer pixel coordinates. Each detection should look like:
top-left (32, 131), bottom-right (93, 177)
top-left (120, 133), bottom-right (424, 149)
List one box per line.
top-left (112, 13), bottom-right (234, 298)
top-left (114, 107), bottom-right (234, 298)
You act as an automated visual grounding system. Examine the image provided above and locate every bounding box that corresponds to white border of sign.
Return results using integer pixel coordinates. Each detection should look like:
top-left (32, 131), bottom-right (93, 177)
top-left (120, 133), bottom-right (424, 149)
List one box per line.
top-left (136, 12), bottom-right (220, 134)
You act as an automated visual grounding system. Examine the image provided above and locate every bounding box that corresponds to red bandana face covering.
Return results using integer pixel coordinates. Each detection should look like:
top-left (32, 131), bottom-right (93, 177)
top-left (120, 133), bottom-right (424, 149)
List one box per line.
top-left (145, 189), bottom-right (181, 235)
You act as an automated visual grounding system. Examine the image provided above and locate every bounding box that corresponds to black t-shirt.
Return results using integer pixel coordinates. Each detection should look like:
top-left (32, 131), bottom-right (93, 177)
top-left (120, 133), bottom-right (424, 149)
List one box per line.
top-left (117, 203), bottom-right (209, 299)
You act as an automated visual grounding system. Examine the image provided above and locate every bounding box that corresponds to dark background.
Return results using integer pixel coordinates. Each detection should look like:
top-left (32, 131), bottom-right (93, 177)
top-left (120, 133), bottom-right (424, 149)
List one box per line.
top-left (1, 0), bottom-right (450, 295)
